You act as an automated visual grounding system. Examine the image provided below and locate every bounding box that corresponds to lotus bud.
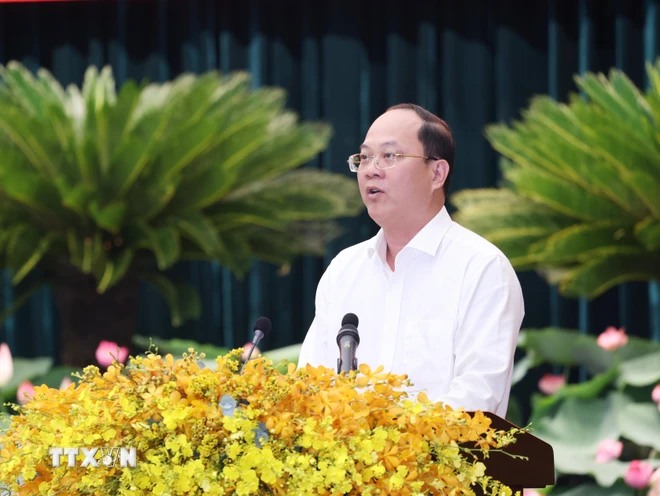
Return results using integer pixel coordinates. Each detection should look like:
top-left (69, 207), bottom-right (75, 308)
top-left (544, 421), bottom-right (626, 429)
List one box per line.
top-left (624, 460), bottom-right (654, 489)
top-left (16, 380), bottom-right (35, 405)
top-left (538, 373), bottom-right (565, 395)
top-left (596, 326), bottom-right (628, 351)
top-left (95, 340), bottom-right (129, 368)
top-left (0, 343), bottom-right (13, 387)
top-left (595, 439), bottom-right (623, 463)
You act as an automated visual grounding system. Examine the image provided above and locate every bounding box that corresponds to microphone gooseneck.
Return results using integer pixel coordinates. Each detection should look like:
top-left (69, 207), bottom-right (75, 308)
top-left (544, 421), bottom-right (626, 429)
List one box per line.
top-left (241, 316), bottom-right (272, 373)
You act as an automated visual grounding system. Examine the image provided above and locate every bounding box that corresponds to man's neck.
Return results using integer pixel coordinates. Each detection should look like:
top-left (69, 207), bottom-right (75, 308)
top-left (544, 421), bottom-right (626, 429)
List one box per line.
top-left (382, 208), bottom-right (442, 271)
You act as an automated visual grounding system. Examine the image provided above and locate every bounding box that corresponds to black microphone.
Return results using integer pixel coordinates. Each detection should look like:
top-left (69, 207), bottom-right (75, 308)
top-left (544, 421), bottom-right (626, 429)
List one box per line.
top-left (336, 313), bottom-right (359, 373)
top-left (241, 316), bottom-right (272, 373)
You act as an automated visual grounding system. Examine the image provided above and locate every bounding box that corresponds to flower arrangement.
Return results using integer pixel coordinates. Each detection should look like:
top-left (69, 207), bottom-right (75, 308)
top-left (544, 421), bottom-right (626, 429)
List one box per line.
top-left (0, 350), bottom-right (523, 495)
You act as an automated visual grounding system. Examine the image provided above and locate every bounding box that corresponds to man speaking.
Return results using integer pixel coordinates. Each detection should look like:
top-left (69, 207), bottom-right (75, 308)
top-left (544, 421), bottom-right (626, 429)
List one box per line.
top-left (297, 104), bottom-right (524, 418)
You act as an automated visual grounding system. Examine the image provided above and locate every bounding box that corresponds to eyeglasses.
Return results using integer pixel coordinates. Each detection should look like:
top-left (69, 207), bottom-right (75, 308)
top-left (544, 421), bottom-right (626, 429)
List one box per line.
top-left (347, 152), bottom-right (437, 172)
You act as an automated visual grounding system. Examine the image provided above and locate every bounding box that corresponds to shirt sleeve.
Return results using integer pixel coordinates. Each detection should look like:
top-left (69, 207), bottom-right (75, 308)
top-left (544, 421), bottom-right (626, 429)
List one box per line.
top-left (435, 255), bottom-right (524, 418)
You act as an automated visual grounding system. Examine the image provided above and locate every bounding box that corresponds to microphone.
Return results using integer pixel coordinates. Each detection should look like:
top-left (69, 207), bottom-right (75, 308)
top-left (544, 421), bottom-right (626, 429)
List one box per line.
top-left (336, 313), bottom-right (359, 373)
top-left (241, 316), bottom-right (272, 373)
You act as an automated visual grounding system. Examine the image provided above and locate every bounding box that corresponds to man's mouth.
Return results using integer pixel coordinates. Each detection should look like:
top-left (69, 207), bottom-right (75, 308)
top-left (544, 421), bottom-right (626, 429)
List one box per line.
top-left (366, 186), bottom-right (383, 196)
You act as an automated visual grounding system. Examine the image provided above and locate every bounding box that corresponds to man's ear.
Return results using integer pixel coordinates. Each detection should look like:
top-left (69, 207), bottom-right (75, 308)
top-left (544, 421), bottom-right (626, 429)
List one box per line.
top-left (431, 159), bottom-right (449, 191)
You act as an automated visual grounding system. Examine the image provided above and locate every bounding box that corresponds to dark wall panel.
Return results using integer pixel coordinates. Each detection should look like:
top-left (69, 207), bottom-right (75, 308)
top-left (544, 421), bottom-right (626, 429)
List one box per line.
top-left (0, 0), bottom-right (657, 359)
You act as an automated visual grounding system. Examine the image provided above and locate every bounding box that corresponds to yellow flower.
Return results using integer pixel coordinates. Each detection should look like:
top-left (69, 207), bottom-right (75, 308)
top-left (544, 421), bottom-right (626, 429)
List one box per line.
top-left (0, 349), bottom-right (521, 495)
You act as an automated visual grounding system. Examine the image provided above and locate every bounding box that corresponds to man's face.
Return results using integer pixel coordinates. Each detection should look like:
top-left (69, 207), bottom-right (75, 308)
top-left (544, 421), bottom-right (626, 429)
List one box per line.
top-left (357, 109), bottom-right (443, 232)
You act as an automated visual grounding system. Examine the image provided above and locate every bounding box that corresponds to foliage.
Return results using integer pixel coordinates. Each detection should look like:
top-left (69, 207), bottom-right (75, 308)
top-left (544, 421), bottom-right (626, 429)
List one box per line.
top-left (513, 327), bottom-right (660, 494)
top-left (0, 350), bottom-right (524, 495)
top-left (0, 61), bottom-right (363, 324)
top-left (451, 61), bottom-right (660, 299)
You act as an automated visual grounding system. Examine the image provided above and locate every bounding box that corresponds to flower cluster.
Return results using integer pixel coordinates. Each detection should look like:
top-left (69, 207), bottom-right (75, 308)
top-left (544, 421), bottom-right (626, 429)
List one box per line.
top-left (0, 350), bottom-right (522, 495)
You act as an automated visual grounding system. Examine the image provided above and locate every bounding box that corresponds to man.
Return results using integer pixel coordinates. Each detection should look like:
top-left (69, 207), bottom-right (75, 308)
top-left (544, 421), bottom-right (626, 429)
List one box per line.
top-left (297, 103), bottom-right (524, 418)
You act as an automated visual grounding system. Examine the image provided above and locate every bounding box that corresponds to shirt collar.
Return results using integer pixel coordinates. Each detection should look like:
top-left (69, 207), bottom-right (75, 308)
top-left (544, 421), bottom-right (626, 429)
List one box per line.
top-left (367, 206), bottom-right (453, 261)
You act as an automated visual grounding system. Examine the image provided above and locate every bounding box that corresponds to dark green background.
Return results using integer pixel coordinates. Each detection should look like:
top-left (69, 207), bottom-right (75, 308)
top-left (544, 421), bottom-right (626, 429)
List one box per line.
top-left (0, 0), bottom-right (657, 359)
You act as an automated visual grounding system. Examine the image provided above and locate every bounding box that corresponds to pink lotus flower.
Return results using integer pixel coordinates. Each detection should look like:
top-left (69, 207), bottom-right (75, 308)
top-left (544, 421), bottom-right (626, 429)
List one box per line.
top-left (16, 380), bottom-right (35, 405)
top-left (652, 384), bottom-right (660, 405)
top-left (523, 490), bottom-right (542, 496)
top-left (624, 460), bottom-right (654, 489)
top-left (538, 373), bottom-right (566, 395)
top-left (648, 468), bottom-right (660, 496)
top-left (95, 340), bottom-right (129, 368)
top-left (0, 342), bottom-right (13, 387)
top-left (597, 326), bottom-right (628, 351)
top-left (595, 438), bottom-right (623, 463)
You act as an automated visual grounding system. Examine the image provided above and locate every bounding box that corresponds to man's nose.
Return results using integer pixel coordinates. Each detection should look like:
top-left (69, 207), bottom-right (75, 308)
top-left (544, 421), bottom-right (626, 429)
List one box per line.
top-left (361, 157), bottom-right (381, 175)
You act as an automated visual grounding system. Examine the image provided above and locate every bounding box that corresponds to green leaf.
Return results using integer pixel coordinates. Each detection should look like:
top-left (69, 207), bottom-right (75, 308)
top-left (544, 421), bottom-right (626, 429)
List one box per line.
top-left (532, 395), bottom-right (621, 484)
top-left (176, 212), bottom-right (227, 258)
top-left (635, 216), bottom-right (660, 250)
top-left (507, 167), bottom-right (636, 223)
top-left (96, 249), bottom-right (135, 293)
top-left (617, 399), bottom-right (660, 450)
top-left (2, 357), bottom-right (53, 391)
top-left (89, 201), bottom-right (127, 233)
top-left (618, 351), bottom-right (660, 387)
top-left (560, 253), bottom-right (660, 298)
top-left (530, 223), bottom-right (641, 264)
top-left (529, 367), bottom-right (618, 422)
top-left (518, 328), bottom-right (614, 373)
top-left (135, 225), bottom-right (181, 270)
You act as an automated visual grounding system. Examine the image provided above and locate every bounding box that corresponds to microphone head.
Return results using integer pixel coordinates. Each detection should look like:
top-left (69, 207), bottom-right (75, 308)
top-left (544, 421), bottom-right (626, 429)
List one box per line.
top-left (341, 313), bottom-right (359, 328)
top-left (253, 316), bottom-right (272, 336)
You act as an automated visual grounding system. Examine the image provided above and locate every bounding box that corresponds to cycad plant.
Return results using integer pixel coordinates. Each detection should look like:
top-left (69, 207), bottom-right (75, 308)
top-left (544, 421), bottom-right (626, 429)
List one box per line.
top-left (0, 61), bottom-right (363, 365)
top-left (451, 61), bottom-right (660, 298)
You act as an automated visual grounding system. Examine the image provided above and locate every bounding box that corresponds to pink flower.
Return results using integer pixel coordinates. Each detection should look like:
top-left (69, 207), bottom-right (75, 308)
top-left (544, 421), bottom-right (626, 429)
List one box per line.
top-left (95, 340), bottom-right (129, 368)
top-left (538, 373), bottom-right (566, 395)
top-left (597, 326), bottom-right (628, 351)
top-left (652, 384), bottom-right (660, 404)
top-left (523, 490), bottom-right (542, 496)
top-left (648, 468), bottom-right (660, 496)
top-left (16, 380), bottom-right (35, 405)
top-left (624, 460), bottom-right (654, 489)
top-left (595, 438), bottom-right (623, 463)
top-left (0, 342), bottom-right (13, 387)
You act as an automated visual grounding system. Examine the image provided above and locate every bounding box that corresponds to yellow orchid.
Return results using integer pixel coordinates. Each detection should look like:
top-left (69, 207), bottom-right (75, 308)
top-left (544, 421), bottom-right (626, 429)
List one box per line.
top-left (0, 349), bottom-right (522, 495)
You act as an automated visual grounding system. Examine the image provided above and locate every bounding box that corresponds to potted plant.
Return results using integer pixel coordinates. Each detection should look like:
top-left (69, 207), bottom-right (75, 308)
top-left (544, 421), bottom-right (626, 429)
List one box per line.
top-left (451, 61), bottom-right (660, 298)
top-left (0, 62), bottom-right (363, 366)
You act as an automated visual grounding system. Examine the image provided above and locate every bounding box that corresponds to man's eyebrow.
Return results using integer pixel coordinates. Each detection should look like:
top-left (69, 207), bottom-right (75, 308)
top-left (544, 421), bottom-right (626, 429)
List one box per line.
top-left (360, 140), bottom-right (398, 151)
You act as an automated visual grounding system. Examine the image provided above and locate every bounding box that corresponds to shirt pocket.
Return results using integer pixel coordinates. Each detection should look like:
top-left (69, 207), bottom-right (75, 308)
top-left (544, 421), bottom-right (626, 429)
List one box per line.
top-left (400, 319), bottom-right (455, 378)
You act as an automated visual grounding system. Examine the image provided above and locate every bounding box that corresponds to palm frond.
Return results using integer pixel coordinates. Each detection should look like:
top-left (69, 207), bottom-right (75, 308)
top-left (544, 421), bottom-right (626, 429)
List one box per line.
top-left (0, 62), bottom-right (363, 323)
top-left (452, 61), bottom-right (660, 298)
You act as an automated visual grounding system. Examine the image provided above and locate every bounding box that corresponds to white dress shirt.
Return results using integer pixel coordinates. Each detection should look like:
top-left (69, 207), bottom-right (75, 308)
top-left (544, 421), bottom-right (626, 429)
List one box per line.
top-left (297, 207), bottom-right (524, 418)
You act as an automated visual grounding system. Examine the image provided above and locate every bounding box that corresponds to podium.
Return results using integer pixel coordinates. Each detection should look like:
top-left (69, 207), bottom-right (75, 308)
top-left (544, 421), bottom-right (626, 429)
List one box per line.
top-left (469, 412), bottom-right (555, 495)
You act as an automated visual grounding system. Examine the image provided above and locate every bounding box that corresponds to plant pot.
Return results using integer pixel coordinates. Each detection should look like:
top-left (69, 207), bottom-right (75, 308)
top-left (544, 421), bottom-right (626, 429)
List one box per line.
top-left (51, 265), bottom-right (139, 368)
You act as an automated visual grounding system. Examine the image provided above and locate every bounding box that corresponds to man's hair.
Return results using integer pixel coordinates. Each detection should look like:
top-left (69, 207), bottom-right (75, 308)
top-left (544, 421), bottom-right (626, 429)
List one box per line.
top-left (386, 103), bottom-right (455, 195)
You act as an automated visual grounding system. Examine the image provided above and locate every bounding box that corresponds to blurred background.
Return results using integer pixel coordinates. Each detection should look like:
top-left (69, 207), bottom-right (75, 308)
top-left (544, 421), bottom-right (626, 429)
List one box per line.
top-left (0, 0), bottom-right (656, 359)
